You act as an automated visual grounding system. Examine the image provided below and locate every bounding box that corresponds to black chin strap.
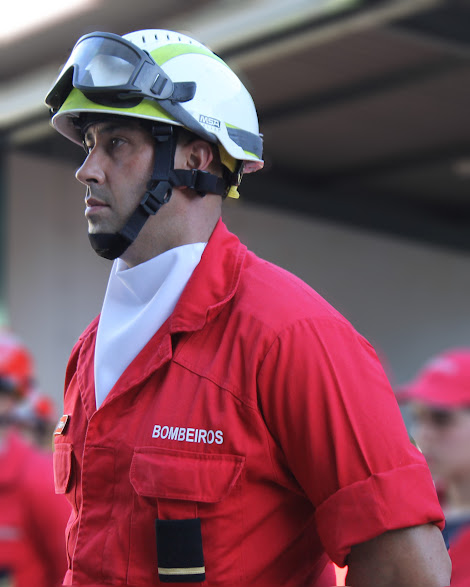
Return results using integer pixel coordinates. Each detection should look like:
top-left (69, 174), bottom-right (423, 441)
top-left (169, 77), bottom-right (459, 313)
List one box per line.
top-left (89, 124), bottom-right (227, 260)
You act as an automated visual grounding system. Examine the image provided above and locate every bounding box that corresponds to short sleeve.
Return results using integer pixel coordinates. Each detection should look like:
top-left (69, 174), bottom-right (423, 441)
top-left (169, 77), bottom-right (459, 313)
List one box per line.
top-left (257, 316), bottom-right (444, 565)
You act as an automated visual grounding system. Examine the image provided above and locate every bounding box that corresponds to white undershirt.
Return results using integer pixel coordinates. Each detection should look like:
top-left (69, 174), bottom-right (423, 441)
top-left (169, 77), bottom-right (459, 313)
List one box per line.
top-left (94, 242), bottom-right (206, 409)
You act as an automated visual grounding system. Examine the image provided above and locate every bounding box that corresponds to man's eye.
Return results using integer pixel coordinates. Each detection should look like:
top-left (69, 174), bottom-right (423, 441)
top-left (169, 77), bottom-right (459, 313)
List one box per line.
top-left (110, 137), bottom-right (124, 148)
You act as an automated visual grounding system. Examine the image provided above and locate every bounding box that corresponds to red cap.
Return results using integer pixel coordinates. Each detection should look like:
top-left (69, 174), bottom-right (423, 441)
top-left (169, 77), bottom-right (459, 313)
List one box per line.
top-left (396, 348), bottom-right (470, 408)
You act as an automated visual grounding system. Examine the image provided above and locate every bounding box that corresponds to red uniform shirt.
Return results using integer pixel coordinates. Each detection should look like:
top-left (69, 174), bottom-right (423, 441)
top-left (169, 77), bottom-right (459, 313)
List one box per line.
top-left (54, 220), bottom-right (444, 586)
top-left (0, 431), bottom-right (69, 587)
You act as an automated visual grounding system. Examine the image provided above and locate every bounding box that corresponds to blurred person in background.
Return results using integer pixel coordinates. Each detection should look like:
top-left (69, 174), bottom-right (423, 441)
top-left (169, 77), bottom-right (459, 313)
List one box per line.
top-left (398, 348), bottom-right (470, 587)
top-left (0, 329), bottom-right (70, 587)
top-left (13, 389), bottom-right (58, 450)
top-left (45, 28), bottom-right (450, 586)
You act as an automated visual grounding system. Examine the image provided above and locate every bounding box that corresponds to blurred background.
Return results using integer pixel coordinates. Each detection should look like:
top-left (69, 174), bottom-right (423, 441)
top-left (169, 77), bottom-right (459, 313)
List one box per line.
top-left (1, 0), bottom-right (470, 409)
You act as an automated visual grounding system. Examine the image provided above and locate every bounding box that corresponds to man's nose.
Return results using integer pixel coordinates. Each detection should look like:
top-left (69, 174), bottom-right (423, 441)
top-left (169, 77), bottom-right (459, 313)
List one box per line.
top-left (75, 150), bottom-right (106, 185)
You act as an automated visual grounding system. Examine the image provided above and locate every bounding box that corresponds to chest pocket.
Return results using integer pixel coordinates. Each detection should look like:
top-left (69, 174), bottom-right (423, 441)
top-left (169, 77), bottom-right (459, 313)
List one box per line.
top-left (130, 446), bottom-right (245, 503)
top-left (53, 442), bottom-right (73, 494)
top-left (128, 447), bottom-right (245, 586)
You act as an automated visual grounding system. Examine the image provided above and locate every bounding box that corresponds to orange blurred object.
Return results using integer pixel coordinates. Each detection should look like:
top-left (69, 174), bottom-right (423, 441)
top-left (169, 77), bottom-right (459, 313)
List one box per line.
top-left (0, 329), bottom-right (35, 397)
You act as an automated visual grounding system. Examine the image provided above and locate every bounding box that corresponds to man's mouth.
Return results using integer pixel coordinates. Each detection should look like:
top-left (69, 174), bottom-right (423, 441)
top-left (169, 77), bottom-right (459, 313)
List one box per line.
top-left (85, 195), bottom-right (109, 215)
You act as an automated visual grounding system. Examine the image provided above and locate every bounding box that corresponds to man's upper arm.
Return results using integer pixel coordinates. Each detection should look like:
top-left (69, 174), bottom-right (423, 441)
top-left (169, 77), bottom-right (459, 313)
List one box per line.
top-left (346, 524), bottom-right (451, 587)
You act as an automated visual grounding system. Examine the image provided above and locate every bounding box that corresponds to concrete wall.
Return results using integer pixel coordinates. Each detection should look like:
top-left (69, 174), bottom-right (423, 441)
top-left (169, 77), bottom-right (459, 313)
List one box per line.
top-left (6, 152), bottom-right (109, 403)
top-left (6, 151), bottom-right (470, 409)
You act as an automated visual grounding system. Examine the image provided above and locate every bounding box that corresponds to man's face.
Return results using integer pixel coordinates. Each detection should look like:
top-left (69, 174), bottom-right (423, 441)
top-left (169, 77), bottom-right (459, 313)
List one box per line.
top-left (76, 119), bottom-right (155, 236)
top-left (411, 402), bottom-right (470, 483)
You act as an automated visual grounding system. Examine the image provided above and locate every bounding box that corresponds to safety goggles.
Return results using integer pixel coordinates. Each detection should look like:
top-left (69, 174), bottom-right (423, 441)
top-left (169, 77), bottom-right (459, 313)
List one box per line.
top-left (45, 31), bottom-right (196, 113)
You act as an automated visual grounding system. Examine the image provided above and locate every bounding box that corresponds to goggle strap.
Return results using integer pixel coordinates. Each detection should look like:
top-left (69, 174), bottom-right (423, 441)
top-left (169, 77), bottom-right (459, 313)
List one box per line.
top-left (170, 82), bottom-right (197, 103)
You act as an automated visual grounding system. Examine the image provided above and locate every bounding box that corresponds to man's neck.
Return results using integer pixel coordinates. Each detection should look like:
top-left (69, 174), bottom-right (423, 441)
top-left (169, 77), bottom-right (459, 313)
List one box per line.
top-left (120, 204), bottom-right (221, 268)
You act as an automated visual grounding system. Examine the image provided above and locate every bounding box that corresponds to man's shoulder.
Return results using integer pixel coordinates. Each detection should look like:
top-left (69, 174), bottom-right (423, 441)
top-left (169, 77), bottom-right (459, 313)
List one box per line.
top-left (208, 222), bottom-right (352, 332)
top-left (236, 248), bottom-right (350, 329)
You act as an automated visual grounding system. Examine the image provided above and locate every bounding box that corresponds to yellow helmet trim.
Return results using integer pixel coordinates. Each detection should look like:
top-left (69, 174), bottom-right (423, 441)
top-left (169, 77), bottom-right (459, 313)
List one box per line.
top-left (58, 88), bottom-right (175, 123)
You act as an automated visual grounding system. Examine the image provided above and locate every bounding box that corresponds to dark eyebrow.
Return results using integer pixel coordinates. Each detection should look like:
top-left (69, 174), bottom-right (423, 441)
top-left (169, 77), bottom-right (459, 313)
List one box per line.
top-left (84, 122), bottom-right (137, 143)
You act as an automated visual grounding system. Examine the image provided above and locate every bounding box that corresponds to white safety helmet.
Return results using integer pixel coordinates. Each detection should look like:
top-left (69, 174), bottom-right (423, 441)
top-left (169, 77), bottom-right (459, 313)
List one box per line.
top-left (46, 29), bottom-right (263, 174)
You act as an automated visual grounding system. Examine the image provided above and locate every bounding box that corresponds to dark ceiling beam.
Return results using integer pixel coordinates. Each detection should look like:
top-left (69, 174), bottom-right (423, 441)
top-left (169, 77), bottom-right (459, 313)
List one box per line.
top-left (302, 141), bottom-right (470, 185)
top-left (219, 0), bottom-right (378, 61)
top-left (386, 24), bottom-right (470, 62)
top-left (260, 56), bottom-right (463, 124)
top-left (242, 169), bottom-right (470, 253)
top-left (394, 1), bottom-right (470, 49)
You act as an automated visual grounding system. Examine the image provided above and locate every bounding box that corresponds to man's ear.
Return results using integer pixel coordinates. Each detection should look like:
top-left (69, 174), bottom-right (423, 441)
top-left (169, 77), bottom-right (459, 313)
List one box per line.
top-left (184, 140), bottom-right (215, 171)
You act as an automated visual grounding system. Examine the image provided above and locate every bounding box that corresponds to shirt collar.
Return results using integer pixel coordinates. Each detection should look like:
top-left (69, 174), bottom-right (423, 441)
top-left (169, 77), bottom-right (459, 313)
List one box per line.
top-left (169, 219), bottom-right (247, 334)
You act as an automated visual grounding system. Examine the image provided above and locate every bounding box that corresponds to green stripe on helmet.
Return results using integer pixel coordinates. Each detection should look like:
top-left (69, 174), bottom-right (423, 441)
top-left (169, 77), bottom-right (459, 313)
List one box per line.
top-left (59, 88), bottom-right (175, 121)
top-left (150, 43), bottom-right (227, 67)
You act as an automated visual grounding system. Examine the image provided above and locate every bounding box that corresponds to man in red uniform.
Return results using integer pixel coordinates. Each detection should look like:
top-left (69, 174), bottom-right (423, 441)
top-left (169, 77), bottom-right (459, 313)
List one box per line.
top-left (398, 348), bottom-right (470, 586)
top-left (45, 29), bottom-right (450, 586)
top-left (0, 330), bottom-right (70, 587)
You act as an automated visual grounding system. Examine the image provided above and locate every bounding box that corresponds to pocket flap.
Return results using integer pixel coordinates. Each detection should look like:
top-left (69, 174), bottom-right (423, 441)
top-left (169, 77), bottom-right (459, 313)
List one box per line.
top-left (53, 442), bottom-right (73, 494)
top-left (130, 447), bottom-right (245, 503)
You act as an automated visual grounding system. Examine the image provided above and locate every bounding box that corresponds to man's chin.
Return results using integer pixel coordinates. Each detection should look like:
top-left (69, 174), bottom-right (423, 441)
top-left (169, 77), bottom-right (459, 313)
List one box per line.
top-left (88, 231), bottom-right (132, 260)
top-left (88, 224), bottom-right (113, 236)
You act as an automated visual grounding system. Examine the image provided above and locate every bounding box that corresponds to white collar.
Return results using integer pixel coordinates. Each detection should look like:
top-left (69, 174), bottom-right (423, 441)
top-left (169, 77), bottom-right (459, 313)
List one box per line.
top-left (94, 242), bottom-right (206, 408)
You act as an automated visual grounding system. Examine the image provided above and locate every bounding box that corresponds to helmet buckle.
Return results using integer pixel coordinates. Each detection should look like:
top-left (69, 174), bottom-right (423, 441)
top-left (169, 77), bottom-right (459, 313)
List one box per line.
top-left (150, 74), bottom-right (173, 99)
top-left (141, 182), bottom-right (172, 215)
